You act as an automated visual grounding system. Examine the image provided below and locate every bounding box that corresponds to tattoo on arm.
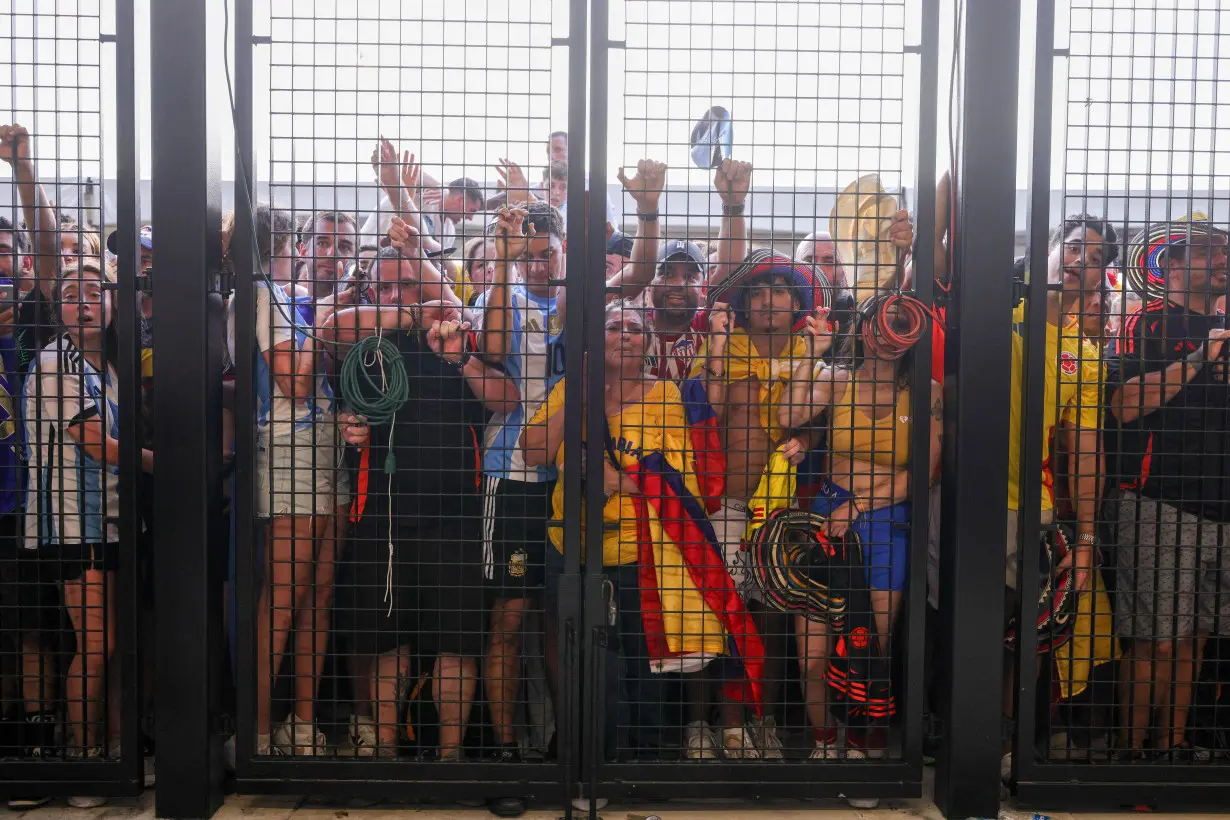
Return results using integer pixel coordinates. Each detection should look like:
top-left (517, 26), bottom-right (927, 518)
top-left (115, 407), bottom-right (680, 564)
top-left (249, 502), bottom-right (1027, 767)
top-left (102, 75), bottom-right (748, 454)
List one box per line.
top-left (930, 397), bottom-right (943, 420)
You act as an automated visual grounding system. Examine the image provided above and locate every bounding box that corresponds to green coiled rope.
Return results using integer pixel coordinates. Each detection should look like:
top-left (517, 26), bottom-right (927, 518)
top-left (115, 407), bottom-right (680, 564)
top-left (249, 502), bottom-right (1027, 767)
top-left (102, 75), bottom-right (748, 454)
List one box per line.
top-left (338, 332), bottom-right (409, 474)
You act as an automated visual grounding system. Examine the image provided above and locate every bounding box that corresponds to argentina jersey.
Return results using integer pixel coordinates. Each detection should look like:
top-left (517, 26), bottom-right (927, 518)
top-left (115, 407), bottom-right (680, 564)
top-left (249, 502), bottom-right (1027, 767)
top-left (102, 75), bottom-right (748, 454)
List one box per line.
top-left (474, 285), bottom-right (565, 482)
top-left (22, 335), bottom-right (122, 546)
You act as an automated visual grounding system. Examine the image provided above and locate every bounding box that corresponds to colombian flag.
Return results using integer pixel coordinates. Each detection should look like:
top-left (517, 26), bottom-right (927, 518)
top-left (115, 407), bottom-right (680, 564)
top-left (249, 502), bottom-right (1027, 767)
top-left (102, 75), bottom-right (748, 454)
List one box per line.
top-left (626, 453), bottom-right (763, 713)
top-left (680, 374), bottom-right (726, 514)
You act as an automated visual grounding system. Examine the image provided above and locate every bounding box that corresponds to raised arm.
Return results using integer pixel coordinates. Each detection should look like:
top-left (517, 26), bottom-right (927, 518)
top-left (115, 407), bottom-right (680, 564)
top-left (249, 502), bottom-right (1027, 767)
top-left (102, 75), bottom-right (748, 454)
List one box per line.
top-left (481, 207), bottom-right (530, 364)
top-left (703, 303), bottom-right (734, 419)
top-left (778, 307), bottom-right (840, 430)
top-left (606, 159), bottom-right (666, 299)
top-left (711, 159), bottom-right (751, 288)
top-left (369, 139), bottom-right (443, 255)
top-left (496, 158), bottom-right (537, 205)
top-left (0, 124), bottom-right (58, 285)
top-left (1110, 329), bottom-right (1227, 423)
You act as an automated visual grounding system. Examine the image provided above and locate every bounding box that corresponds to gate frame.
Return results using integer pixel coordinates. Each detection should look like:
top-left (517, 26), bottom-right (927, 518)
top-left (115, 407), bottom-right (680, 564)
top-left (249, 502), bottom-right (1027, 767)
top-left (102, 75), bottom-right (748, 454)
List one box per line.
top-left (577, 0), bottom-right (941, 804)
top-left (0, 0), bottom-right (146, 802)
top-left (1009, 1), bottom-right (1230, 809)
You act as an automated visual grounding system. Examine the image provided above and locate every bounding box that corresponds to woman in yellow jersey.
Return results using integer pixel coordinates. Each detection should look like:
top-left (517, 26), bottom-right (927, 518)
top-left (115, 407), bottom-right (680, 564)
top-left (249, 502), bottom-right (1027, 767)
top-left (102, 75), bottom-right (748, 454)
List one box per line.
top-left (523, 300), bottom-right (749, 759)
top-left (781, 294), bottom-right (941, 753)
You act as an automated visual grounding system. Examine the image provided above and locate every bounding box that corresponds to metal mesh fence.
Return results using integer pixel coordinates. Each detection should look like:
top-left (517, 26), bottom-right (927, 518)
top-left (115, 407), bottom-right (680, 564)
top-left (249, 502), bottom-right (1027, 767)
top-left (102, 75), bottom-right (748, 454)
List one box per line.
top-left (1008, 0), bottom-right (1230, 791)
top-left (0, 0), bottom-right (147, 804)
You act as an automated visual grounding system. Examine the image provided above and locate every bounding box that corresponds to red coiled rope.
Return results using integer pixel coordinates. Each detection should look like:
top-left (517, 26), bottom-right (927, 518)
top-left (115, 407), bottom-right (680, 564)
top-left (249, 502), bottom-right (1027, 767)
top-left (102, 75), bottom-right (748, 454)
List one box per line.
top-left (859, 292), bottom-right (932, 360)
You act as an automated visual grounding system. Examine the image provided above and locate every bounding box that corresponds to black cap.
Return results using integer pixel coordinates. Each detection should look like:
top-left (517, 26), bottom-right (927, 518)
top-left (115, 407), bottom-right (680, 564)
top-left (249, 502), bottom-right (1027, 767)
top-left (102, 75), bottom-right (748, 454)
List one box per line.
top-left (606, 231), bottom-right (635, 258)
top-left (656, 238), bottom-right (706, 271)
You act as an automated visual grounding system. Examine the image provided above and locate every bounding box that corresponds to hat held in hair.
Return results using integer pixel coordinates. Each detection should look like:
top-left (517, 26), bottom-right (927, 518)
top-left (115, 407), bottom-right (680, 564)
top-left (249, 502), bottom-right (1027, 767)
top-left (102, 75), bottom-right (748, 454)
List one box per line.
top-left (707, 248), bottom-right (832, 330)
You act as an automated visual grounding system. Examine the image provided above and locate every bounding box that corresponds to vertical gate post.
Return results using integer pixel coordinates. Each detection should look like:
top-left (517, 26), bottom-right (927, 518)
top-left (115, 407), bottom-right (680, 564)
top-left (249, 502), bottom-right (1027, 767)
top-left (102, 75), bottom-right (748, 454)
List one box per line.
top-left (933, 0), bottom-right (1023, 817)
top-left (150, 0), bottom-right (226, 816)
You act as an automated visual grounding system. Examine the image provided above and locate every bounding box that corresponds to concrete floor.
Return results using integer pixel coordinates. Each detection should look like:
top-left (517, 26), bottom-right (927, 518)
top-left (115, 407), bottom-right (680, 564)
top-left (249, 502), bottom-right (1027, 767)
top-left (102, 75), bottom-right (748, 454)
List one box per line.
top-left (8, 789), bottom-right (1230, 820)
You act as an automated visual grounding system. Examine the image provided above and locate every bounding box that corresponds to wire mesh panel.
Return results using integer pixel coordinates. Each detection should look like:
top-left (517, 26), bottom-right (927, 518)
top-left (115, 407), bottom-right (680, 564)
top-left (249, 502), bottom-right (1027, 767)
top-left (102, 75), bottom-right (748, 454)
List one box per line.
top-left (228, 0), bottom-right (575, 809)
top-left (1009, 0), bottom-right (1230, 806)
top-left (582, 0), bottom-right (936, 801)
top-left (0, 0), bottom-right (145, 804)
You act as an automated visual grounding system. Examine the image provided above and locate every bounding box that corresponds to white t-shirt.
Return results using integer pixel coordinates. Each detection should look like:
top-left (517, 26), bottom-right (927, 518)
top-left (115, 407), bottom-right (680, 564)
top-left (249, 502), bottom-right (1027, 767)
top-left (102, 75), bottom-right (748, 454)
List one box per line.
top-left (22, 334), bottom-right (121, 545)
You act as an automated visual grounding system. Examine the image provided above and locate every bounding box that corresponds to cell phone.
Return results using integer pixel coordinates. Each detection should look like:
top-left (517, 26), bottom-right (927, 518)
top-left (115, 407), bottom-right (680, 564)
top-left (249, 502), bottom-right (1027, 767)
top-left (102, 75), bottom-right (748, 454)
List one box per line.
top-left (0, 283), bottom-right (14, 306)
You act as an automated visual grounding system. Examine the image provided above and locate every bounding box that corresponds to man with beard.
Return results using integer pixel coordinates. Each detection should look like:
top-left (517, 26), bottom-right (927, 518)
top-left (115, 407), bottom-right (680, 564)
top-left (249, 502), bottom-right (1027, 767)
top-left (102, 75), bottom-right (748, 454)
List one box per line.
top-left (1107, 220), bottom-right (1230, 761)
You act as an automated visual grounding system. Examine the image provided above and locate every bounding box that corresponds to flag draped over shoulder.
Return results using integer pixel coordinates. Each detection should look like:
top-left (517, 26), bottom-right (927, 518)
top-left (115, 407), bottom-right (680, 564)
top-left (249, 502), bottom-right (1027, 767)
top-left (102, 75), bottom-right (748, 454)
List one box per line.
top-left (626, 453), bottom-right (764, 712)
top-left (679, 374), bottom-right (725, 515)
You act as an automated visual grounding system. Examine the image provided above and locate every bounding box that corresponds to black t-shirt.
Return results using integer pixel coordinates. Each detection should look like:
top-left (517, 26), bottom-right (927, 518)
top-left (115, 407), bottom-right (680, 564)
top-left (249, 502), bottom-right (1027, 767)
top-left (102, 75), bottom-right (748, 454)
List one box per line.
top-left (352, 330), bottom-right (485, 524)
top-left (14, 288), bottom-right (58, 378)
top-left (1105, 299), bottom-right (1229, 521)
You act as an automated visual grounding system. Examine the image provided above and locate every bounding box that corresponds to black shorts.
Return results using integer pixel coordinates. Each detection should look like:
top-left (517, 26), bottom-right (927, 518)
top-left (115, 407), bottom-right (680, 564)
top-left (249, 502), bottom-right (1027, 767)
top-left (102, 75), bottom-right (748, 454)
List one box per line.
top-left (0, 516), bottom-right (67, 638)
top-left (336, 517), bottom-right (486, 658)
top-left (481, 477), bottom-right (552, 598)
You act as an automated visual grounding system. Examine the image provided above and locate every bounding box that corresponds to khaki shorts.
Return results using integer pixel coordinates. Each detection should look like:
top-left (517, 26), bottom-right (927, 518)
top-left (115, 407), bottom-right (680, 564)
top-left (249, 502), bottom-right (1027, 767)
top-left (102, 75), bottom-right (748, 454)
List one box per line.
top-left (256, 419), bottom-right (352, 518)
top-left (1005, 507), bottom-right (1054, 590)
top-left (711, 498), bottom-right (762, 605)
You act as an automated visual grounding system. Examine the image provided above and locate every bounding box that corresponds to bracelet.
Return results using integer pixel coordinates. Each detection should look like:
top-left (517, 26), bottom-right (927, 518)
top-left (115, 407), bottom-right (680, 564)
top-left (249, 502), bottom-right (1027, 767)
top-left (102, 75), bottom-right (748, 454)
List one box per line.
top-left (722, 203), bottom-right (745, 216)
top-left (636, 211), bottom-right (659, 222)
top-left (1077, 533), bottom-right (1096, 546)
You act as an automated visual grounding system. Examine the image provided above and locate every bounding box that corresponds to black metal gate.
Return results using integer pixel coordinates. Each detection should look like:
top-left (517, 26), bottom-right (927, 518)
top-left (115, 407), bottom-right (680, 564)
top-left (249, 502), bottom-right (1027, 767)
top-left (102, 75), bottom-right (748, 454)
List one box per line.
top-left (0, 0), bottom-right (146, 803)
top-left (1007, 0), bottom-right (1230, 810)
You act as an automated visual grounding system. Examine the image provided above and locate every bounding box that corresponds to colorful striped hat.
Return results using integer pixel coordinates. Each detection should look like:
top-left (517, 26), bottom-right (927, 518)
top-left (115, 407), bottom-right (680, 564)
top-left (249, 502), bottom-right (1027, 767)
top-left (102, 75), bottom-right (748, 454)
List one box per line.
top-left (1125, 215), bottom-right (1227, 301)
top-left (707, 248), bottom-right (832, 329)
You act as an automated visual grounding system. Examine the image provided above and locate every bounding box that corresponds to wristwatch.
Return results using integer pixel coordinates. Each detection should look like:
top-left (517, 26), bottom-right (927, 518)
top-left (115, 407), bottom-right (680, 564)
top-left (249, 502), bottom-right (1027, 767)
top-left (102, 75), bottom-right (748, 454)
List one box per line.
top-left (636, 211), bottom-right (659, 222)
top-left (722, 203), bottom-right (745, 216)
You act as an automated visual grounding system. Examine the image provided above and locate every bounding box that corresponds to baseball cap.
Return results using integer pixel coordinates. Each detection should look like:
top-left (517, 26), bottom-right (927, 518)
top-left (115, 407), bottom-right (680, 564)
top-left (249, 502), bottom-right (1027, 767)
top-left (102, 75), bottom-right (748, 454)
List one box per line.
top-left (106, 224), bottom-right (153, 255)
top-left (606, 231), bottom-right (634, 258)
top-left (656, 238), bottom-right (706, 270)
top-left (689, 105), bottom-right (733, 170)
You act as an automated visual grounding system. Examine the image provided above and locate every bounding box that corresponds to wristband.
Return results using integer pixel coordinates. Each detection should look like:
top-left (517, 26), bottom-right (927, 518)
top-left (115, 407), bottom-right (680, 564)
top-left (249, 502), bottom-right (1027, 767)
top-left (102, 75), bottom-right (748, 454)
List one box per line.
top-left (1186, 343), bottom-right (1206, 367)
top-left (1077, 533), bottom-right (1097, 546)
top-left (636, 211), bottom-right (659, 222)
top-left (722, 203), bottom-right (745, 216)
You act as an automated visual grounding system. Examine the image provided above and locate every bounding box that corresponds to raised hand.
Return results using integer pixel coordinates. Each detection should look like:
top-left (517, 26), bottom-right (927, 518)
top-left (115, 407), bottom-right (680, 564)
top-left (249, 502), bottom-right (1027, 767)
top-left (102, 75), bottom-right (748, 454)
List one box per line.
top-left (708, 301), bottom-right (734, 356)
top-left (400, 151), bottom-right (421, 197)
top-left (387, 216), bottom-right (420, 254)
top-left (802, 306), bottom-right (834, 359)
top-left (495, 157), bottom-right (531, 202)
top-left (889, 208), bottom-right (913, 251)
top-left (0, 124), bottom-right (31, 168)
top-left (371, 137), bottom-right (401, 191)
top-left (616, 159), bottom-right (667, 212)
top-left (427, 318), bottom-right (472, 363)
top-left (714, 158), bottom-right (752, 206)
top-left (494, 206), bottom-right (533, 261)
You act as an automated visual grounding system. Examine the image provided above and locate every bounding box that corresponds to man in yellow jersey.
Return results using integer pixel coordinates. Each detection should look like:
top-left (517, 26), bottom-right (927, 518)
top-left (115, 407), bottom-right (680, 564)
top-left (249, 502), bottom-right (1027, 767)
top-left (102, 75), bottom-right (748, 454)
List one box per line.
top-left (1002, 214), bottom-right (1117, 779)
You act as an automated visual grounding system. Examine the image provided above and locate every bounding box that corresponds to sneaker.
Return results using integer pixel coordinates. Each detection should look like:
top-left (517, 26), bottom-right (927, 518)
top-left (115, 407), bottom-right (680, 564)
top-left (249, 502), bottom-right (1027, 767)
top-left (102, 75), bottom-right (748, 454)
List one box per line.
top-left (849, 727), bottom-right (887, 761)
top-left (684, 720), bottom-right (719, 761)
top-left (721, 725), bottom-right (762, 760)
top-left (223, 733), bottom-right (271, 771)
top-left (1000, 751), bottom-right (1012, 782)
top-left (6, 797), bottom-right (51, 809)
top-left (143, 755), bottom-right (156, 788)
top-left (847, 796), bottom-right (880, 809)
top-left (809, 738), bottom-right (842, 760)
top-left (570, 797), bottom-right (608, 812)
top-left (752, 715), bottom-right (784, 760)
top-left (347, 715), bottom-right (377, 758)
top-left (486, 796), bottom-right (526, 817)
top-left (273, 717), bottom-right (327, 757)
top-left (67, 796), bottom-right (107, 809)
top-left (491, 741), bottom-right (521, 763)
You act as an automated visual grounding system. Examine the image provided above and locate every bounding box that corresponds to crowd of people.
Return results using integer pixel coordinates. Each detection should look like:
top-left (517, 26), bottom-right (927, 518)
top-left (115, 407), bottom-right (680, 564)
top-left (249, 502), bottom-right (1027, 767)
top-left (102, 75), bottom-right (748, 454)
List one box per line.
top-left (0, 120), bottom-right (1227, 818)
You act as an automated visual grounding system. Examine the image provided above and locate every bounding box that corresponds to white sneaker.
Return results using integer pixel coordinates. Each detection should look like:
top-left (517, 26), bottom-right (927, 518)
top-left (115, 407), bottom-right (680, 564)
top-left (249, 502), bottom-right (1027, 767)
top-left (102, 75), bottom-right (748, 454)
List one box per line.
top-left (752, 715), bottom-right (784, 760)
top-left (684, 720), bottom-right (719, 761)
top-left (721, 725), bottom-right (762, 759)
top-left (223, 733), bottom-right (271, 771)
top-left (68, 796), bottom-right (107, 808)
top-left (348, 715), bottom-right (377, 758)
top-left (272, 717), bottom-right (328, 757)
top-left (847, 796), bottom-right (880, 809)
top-left (571, 797), bottom-right (609, 812)
top-left (6, 797), bottom-right (50, 809)
top-left (809, 738), bottom-right (842, 760)
top-left (1000, 751), bottom-right (1012, 782)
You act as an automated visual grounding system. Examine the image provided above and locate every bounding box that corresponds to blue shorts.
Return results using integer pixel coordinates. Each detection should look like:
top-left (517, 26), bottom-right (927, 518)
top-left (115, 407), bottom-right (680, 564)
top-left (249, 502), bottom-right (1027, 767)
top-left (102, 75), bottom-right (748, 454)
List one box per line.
top-left (810, 479), bottom-right (910, 592)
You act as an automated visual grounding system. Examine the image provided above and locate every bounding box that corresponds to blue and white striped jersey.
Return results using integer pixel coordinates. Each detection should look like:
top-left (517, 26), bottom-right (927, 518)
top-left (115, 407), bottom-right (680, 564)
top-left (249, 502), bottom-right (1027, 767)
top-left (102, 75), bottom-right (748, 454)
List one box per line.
top-left (22, 334), bottom-right (121, 546)
top-left (473, 284), bottom-right (565, 482)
